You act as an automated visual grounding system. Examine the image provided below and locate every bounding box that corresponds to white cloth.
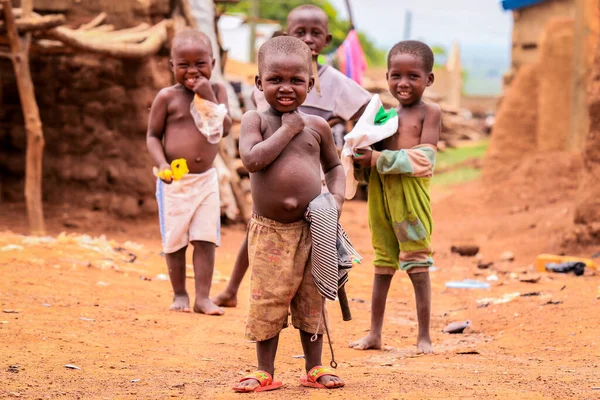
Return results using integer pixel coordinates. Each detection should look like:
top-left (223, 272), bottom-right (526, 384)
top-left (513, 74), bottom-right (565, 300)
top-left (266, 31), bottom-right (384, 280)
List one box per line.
top-left (341, 94), bottom-right (398, 199)
top-left (190, 96), bottom-right (228, 144)
top-left (156, 168), bottom-right (221, 253)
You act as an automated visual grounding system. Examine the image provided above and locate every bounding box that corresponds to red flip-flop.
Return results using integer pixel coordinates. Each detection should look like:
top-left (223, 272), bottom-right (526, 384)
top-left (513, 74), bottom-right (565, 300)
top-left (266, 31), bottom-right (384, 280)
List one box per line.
top-left (300, 366), bottom-right (345, 389)
top-left (232, 370), bottom-right (283, 393)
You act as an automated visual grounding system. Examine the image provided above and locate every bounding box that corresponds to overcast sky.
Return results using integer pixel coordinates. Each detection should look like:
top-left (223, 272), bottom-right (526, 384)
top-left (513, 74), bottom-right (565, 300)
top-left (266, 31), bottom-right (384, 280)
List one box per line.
top-left (328, 0), bottom-right (513, 51)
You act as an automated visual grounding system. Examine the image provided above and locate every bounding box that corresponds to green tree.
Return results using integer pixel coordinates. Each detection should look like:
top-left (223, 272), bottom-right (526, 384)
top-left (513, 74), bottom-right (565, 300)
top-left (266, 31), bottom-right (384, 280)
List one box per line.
top-left (223, 0), bottom-right (386, 66)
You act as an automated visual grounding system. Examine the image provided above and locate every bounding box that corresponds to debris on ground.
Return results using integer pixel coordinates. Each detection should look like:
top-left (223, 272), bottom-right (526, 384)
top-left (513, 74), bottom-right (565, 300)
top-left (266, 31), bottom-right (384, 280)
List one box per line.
top-left (521, 292), bottom-right (541, 297)
top-left (476, 292), bottom-right (520, 306)
top-left (0, 245), bottom-right (24, 252)
top-left (500, 251), bottom-right (515, 262)
top-left (535, 254), bottom-right (598, 273)
top-left (544, 300), bottom-right (563, 305)
top-left (477, 260), bottom-right (494, 269)
top-left (64, 364), bottom-right (81, 370)
top-left (451, 245), bottom-right (480, 257)
top-left (443, 320), bottom-right (471, 334)
top-left (545, 262), bottom-right (585, 276)
top-left (519, 274), bottom-right (541, 283)
top-left (446, 280), bottom-right (491, 289)
top-left (154, 274), bottom-right (169, 281)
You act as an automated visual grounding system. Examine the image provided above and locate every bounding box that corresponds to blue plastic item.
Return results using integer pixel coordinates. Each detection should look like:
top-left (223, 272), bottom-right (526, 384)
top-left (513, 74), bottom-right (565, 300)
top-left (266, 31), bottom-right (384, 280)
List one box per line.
top-left (445, 279), bottom-right (491, 289)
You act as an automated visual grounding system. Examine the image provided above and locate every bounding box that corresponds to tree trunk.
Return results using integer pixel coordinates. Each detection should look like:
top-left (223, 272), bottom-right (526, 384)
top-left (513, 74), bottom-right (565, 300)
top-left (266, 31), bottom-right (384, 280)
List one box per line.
top-left (1, 0), bottom-right (46, 234)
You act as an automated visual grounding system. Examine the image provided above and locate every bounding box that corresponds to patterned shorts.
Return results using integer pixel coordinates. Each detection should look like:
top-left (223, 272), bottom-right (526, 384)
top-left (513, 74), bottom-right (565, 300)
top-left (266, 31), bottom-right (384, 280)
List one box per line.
top-left (245, 214), bottom-right (325, 341)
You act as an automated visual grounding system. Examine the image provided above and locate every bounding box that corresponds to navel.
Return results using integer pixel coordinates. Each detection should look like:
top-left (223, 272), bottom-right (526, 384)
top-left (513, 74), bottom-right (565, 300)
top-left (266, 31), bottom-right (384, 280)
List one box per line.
top-left (195, 157), bottom-right (202, 163)
top-left (282, 197), bottom-right (299, 212)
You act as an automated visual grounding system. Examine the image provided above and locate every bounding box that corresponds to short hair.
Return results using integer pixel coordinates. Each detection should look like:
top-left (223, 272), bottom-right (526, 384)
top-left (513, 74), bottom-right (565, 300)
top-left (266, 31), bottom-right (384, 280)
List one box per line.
top-left (171, 29), bottom-right (212, 57)
top-left (287, 4), bottom-right (329, 28)
top-left (258, 36), bottom-right (312, 75)
top-left (387, 40), bottom-right (434, 72)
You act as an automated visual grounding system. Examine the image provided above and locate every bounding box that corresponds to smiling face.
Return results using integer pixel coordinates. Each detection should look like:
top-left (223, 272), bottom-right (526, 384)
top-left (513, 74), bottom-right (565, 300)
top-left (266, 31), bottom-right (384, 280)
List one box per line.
top-left (170, 41), bottom-right (214, 90)
top-left (386, 53), bottom-right (434, 106)
top-left (286, 7), bottom-right (331, 55)
top-left (256, 52), bottom-right (314, 113)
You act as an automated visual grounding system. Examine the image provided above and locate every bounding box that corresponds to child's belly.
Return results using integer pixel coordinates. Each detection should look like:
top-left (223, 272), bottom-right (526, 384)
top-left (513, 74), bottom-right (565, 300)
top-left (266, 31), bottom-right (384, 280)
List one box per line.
top-left (250, 158), bottom-right (322, 223)
top-left (164, 125), bottom-right (219, 174)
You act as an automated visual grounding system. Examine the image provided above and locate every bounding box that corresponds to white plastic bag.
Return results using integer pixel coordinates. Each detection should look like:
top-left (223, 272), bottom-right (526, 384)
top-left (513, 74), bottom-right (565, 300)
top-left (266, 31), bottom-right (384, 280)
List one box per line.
top-left (341, 94), bottom-right (398, 199)
top-left (190, 95), bottom-right (228, 144)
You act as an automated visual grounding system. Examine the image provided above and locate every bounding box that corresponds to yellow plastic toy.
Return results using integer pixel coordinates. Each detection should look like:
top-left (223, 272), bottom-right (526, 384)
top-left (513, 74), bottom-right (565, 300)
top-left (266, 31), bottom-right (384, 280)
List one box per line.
top-left (153, 158), bottom-right (189, 182)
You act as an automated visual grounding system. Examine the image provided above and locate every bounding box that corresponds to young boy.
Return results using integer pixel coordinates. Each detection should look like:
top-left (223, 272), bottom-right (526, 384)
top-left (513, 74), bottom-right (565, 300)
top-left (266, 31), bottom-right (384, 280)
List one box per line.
top-left (232, 36), bottom-right (345, 392)
top-left (213, 4), bottom-right (370, 308)
top-left (146, 29), bottom-right (232, 315)
top-left (349, 40), bottom-right (441, 354)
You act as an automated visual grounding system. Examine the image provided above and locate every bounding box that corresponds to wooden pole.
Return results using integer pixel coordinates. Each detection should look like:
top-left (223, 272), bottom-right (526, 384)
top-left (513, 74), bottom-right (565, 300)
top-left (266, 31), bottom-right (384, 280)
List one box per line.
top-left (1, 0), bottom-right (45, 234)
top-left (344, 0), bottom-right (355, 30)
top-left (248, 0), bottom-right (258, 62)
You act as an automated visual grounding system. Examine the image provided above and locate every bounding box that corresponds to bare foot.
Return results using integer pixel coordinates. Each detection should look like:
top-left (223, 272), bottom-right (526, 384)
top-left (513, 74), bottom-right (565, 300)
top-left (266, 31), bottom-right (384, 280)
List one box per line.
top-left (417, 336), bottom-right (433, 354)
top-left (233, 378), bottom-right (260, 392)
top-left (169, 293), bottom-right (190, 312)
top-left (212, 290), bottom-right (238, 308)
top-left (349, 333), bottom-right (382, 350)
top-left (318, 374), bottom-right (345, 388)
top-left (193, 297), bottom-right (224, 316)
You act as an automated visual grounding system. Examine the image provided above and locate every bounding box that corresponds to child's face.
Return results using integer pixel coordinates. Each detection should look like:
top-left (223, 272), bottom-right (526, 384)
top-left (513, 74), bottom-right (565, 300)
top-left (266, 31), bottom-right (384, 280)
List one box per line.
top-left (170, 42), bottom-right (215, 90)
top-left (386, 54), bottom-right (434, 106)
top-left (286, 10), bottom-right (331, 55)
top-left (256, 53), bottom-right (314, 113)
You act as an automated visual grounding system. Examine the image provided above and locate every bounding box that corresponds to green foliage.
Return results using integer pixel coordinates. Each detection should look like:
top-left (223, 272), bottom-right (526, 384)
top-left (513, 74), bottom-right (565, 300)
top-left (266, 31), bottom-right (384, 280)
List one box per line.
top-left (224, 0), bottom-right (386, 66)
top-left (432, 140), bottom-right (489, 186)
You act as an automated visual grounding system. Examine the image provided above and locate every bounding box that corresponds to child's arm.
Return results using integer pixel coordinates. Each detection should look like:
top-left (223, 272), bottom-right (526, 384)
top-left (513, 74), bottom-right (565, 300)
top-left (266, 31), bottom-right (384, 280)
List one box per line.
top-left (239, 111), bottom-right (303, 173)
top-left (418, 103), bottom-right (441, 147)
top-left (146, 90), bottom-right (171, 181)
top-left (316, 117), bottom-right (345, 216)
top-left (353, 104), bottom-right (441, 177)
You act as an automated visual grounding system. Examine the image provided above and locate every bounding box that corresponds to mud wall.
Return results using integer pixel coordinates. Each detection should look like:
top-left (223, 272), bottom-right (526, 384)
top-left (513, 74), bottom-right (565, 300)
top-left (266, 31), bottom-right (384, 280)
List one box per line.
top-left (0, 1), bottom-right (173, 217)
top-left (536, 17), bottom-right (574, 151)
top-left (573, 26), bottom-right (600, 235)
top-left (482, 64), bottom-right (539, 181)
top-left (511, 0), bottom-right (574, 71)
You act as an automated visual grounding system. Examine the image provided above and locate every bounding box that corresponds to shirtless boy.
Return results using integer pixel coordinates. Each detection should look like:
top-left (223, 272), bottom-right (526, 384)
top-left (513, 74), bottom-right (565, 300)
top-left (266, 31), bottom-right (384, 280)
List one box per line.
top-left (213, 4), bottom-right (370, 308)
top-left (146, 29), bottom-right (232, 315)
top-left (232, 36), bottom-right (345, 392)
top-left (349, 40), bottom-right (441, 353)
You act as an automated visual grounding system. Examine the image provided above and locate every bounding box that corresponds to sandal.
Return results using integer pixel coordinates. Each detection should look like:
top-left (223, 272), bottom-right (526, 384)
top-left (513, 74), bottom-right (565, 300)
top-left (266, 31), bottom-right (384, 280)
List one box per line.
top-left (232, 370), bottom-right (283, 393)
top-left (300, 366), bottom-right (345, 389)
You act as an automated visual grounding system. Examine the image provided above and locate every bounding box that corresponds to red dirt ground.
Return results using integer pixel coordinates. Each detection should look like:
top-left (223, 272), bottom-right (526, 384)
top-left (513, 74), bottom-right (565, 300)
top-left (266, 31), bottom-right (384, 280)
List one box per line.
top-left (1, 179), bottom-right (599, 399)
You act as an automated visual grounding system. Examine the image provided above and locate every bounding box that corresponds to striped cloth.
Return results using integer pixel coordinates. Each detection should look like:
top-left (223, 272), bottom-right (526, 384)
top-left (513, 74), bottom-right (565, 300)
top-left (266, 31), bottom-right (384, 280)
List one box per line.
top-left (305, 193), bottom-right (362, 301)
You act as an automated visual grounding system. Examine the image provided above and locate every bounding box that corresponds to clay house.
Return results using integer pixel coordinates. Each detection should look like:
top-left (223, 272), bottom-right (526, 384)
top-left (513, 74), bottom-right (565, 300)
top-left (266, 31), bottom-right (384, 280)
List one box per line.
top-left (502, 0), bottom-right (576, 81)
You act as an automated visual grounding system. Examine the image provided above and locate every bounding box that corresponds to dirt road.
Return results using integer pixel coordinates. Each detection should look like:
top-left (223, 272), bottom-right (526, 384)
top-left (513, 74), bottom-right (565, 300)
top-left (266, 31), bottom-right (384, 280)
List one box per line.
top-left (1, 181), bottom-right (599, 399)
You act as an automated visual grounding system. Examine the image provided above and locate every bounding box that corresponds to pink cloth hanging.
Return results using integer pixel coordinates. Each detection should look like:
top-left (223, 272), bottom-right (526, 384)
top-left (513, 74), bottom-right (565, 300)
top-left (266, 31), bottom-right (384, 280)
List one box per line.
top-left (335, 29), bottom-right (367, 85)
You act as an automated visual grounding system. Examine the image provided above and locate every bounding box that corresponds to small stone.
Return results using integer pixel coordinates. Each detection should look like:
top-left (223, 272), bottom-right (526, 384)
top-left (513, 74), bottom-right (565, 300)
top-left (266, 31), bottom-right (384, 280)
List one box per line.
top-left (500, 251), bottom-right (515, 262)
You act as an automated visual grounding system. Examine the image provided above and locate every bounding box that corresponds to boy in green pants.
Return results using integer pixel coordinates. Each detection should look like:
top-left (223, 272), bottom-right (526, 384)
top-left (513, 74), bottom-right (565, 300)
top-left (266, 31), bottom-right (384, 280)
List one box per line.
top-left (350, 40), bottom-right (441, 354)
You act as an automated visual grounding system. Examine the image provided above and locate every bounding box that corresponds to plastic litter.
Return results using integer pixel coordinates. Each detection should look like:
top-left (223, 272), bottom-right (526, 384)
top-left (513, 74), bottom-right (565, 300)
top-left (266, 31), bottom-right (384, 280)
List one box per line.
top-left (446, 280), bottom-right (491, 289)
top-left (443, 320), bottom-right (471, 334)
top-left (545, 262), bottom-right (585, 276)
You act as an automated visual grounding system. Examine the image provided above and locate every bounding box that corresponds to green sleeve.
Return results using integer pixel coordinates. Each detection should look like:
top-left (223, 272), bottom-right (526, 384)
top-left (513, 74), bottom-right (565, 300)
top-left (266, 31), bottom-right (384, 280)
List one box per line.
top-left (375, 147), bottom-right (436, 177)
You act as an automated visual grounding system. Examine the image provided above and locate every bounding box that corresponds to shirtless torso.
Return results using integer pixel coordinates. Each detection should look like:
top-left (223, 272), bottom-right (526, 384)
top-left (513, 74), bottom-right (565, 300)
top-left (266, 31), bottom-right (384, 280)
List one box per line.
top-left (240, 108), bottom-right (343, 224)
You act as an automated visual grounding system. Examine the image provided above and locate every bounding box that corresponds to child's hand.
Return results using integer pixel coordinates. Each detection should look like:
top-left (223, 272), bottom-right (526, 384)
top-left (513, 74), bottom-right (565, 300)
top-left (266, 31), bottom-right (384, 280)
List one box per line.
top-left (352, 148), bottom-right (372, 167)
top-left (157, 163), bottom-right (173, 183)
top-left (281, 111), bottom-right (305, 135)
top-left (192, 77), bottom-right (217, 102)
